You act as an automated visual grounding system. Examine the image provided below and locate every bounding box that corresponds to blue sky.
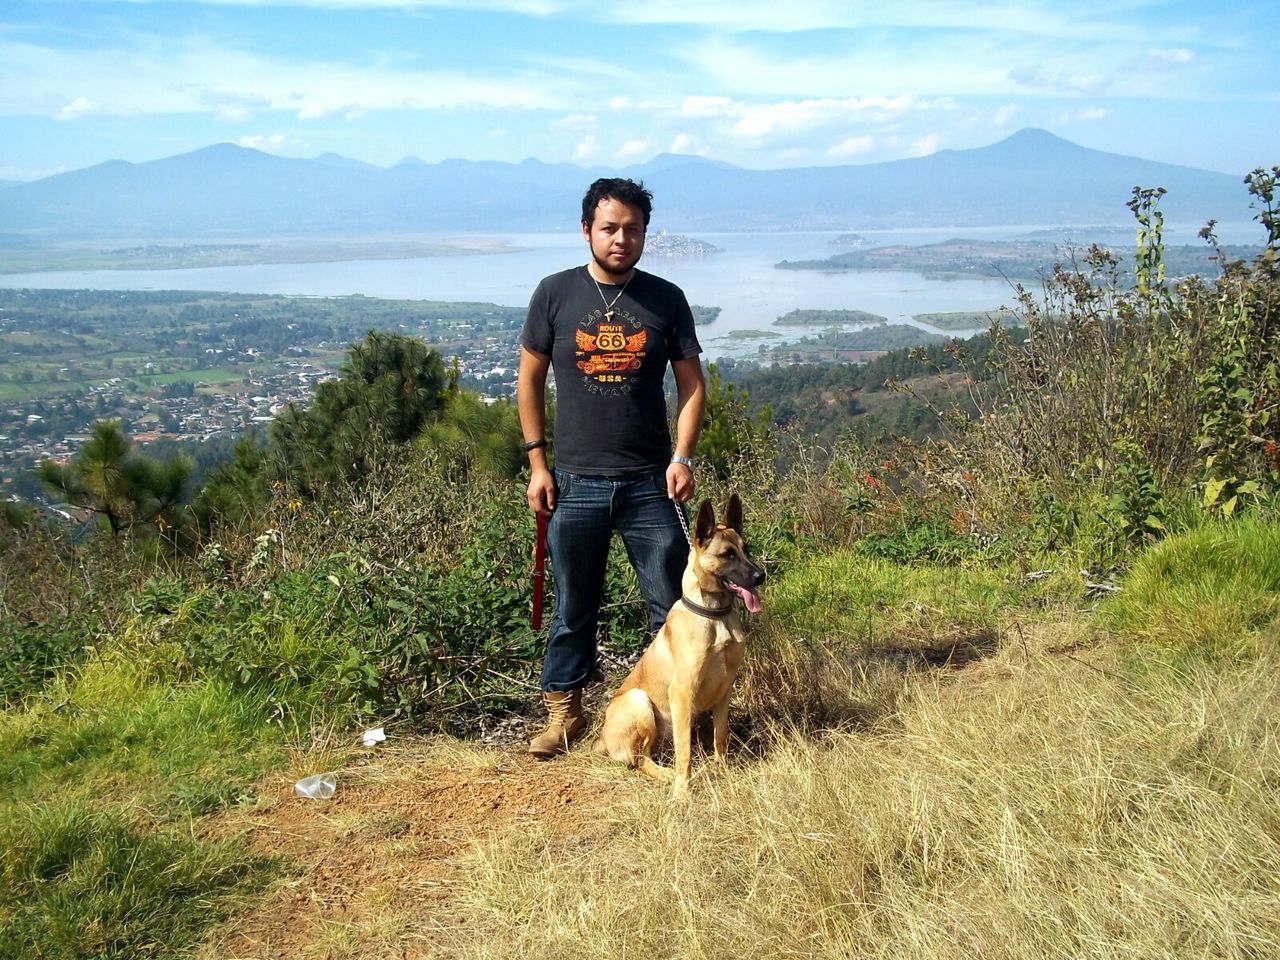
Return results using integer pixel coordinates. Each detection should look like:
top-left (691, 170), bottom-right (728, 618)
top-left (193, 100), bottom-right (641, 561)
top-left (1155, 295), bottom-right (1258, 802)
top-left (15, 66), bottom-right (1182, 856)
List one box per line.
top-left (1, 0), bottom-right (1275, 181)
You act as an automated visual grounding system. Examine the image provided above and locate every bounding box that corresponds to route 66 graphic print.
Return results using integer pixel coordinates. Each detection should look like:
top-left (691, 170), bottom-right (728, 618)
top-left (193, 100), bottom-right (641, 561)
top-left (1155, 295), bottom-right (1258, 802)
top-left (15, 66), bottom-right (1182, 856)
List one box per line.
top-left (575, 308), bottom-right (647, 395)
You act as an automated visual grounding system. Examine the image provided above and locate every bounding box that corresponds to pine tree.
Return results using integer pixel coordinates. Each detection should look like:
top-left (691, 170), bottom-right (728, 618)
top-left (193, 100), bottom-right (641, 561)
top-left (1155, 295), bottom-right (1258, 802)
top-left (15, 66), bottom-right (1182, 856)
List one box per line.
top-left (36, 420), bottom-right (193, 536)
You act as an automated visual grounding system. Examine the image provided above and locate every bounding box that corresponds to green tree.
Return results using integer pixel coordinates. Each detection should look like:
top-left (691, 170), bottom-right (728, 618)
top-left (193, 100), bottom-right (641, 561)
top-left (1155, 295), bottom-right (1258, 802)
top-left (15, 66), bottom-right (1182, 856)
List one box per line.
top-left (417, 391), bottom-right (525, 480)
top-left (699, 363), bottom-right (776, 481)
top-left (273, 330), bottom-right (448, 491)
top-left (36, 420), bottom-right (192, 536)
top-left (191, 431), bottom-right (275, 532)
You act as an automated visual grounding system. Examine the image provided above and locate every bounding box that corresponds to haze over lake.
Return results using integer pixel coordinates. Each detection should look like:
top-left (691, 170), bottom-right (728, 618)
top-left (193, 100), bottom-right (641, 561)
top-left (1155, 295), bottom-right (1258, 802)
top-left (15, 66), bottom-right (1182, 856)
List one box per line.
top-left (0, 221), bottom-right (1253, 360)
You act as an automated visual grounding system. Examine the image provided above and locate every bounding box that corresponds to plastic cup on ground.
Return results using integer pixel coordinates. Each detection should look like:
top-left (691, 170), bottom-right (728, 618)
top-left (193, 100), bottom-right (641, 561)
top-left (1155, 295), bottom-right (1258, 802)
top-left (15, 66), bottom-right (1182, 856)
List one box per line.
top-left (294, 772), bottom-right (337, 799)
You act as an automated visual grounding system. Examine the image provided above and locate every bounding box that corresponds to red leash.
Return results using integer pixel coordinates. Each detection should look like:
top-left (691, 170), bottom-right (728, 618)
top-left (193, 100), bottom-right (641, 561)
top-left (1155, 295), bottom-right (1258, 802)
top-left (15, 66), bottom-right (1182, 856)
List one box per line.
top-left (532, 511), bottom-right (548, 631)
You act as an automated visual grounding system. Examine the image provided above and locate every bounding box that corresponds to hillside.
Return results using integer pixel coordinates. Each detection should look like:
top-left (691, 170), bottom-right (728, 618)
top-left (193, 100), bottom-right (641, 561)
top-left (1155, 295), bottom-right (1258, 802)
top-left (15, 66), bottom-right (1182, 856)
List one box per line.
top-left (2, 208), bottom-right (1277, 959)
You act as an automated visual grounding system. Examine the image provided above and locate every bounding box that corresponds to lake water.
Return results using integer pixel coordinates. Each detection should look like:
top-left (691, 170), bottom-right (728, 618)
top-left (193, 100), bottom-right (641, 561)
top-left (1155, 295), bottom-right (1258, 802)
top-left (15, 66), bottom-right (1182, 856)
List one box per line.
top-left (0, 221), bottom-right (1254, 360)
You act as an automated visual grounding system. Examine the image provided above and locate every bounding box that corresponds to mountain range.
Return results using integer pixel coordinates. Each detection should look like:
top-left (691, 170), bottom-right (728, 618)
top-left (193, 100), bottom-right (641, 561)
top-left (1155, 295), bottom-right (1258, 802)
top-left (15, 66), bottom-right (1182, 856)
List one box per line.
top-left (0, 129), bottom-right (1253, 242)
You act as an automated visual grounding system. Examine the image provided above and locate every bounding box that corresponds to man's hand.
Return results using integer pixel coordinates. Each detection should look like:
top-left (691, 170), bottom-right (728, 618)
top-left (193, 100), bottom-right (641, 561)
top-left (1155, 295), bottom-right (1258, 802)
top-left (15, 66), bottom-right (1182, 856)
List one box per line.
top-left (527, 465), bottom-right (556, 515)
top-left (666, 461), bottom-right (694, 502)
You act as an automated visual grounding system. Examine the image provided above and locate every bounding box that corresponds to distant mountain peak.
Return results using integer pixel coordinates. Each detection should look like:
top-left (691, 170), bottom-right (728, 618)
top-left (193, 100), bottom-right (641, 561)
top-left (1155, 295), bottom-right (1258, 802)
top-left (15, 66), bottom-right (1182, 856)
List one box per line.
top-left (1001, 127), bottom-right (1071, 145)
top-left (190, 142), bottom-right (256, 157)
top-left (985, 127), bottom-right (1089, 157)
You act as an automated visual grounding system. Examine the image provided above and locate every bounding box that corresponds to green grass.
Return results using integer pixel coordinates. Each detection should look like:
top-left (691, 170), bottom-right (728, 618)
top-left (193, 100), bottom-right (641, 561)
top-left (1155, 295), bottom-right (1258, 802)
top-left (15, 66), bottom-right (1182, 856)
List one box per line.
top-left (1, 665), bottom-right (285, 813)
top-left (191, 367), bottom-right (249, 384)
top-left (760, 550), bottom-right (1047, 648)
top-left (138, 367), bottom-right (247, 387)
top-left (0, 800), bottom-right (269, 960)
top-left (0, 660), bottom-right (295, 957)
top-left (1101, 516), bottom-right (1280, 654)
top-left (0, 382), bottom-right (34, 400)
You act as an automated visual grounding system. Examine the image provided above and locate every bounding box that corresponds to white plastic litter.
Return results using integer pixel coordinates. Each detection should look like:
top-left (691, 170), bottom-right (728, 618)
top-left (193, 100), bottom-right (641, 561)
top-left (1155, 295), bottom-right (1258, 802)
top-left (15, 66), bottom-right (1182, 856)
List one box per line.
top-left (362, 726), bottom-right (387, 748)
top-left (294, 772), bottom-right (337, 799)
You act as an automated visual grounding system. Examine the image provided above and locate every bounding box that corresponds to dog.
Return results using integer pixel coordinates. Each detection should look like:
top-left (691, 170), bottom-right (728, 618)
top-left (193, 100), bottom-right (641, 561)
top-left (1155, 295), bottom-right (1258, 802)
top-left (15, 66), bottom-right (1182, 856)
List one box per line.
top-left (595, 493), bottom-right (765, 794)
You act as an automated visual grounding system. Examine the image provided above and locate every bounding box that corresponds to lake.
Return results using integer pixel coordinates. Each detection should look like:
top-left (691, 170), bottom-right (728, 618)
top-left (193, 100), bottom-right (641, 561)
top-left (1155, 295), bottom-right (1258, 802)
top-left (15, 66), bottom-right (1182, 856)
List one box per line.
top-left (0, 222), bottom-right (1252, 360)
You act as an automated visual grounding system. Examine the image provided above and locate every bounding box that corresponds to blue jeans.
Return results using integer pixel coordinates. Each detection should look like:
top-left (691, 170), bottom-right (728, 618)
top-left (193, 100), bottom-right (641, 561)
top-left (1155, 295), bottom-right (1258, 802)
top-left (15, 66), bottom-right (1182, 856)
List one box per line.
top-left (541, 469), bottom-right (689, 692)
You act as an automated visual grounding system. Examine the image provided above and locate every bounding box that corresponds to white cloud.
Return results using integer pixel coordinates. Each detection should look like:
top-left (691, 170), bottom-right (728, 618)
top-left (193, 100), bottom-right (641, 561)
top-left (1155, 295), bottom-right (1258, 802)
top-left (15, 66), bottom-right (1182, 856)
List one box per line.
top-left (614, 138), bottom-right (651, 161)
top-left (1145, 47), bottom-right (1194, 69)
top-left (1008, 64), bottom-right (1113, 95)
top-left (675, 94), bottom-right (915, 148)
top-left (195, 89), bottom-right (273, 123)
top-left (55, 97), bottom-right (98, 120)
top-left (1077, 106), bottom-right (1109, 122)
top-left (0, 32), bottom-right (563, 123)
top-left (551, 112), bottom-right (596, 131)
top-left (678, 96), bottom-right (735, 119)
top-left (827, 135), bottom-right (874, 158)
top-left (668, 133), bottom-right (704, 155)
top-left (909, 133), bottom-right (941, 157)
top-left (993, 103), bottom-right (1021, 126)
top-left (572, 133), bottom-right (598, 161)
top-left (237, 133), bottom-right (288, 151)
top-left (297, 99), bottom-right (365, 120)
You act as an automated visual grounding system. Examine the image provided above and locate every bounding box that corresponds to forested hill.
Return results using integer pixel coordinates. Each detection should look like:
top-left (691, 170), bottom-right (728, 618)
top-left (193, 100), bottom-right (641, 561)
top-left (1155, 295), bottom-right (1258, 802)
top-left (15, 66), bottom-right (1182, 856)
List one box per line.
top-left (717, 332), bottom-right (1005, 445)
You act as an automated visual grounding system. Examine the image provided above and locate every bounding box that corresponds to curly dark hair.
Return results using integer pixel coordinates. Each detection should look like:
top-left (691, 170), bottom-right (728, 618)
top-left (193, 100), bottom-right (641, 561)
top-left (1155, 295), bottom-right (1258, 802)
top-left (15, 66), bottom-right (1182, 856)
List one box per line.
top-left (581, 178), bottom-right (653, 228)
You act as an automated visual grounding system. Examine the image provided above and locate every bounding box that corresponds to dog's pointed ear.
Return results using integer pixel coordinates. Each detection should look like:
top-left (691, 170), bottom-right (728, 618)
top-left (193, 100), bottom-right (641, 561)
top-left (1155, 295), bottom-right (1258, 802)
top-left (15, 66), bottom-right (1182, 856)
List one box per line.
top-left (694, 499), bottom-right (716, 547)
top-left (722, 492), bottom-right (743, 534)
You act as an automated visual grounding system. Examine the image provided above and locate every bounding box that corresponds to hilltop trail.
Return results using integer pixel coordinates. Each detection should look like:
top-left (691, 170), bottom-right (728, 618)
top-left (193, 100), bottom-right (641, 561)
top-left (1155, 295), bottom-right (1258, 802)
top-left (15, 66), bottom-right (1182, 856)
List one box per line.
top-left (198, 735), bottom-right (641, 959)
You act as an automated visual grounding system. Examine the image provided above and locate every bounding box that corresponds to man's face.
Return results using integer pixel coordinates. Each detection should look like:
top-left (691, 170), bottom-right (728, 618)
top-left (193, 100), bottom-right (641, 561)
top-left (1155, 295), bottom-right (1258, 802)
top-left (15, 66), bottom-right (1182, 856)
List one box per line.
top-left (582, 197), bottom-right (645, 279)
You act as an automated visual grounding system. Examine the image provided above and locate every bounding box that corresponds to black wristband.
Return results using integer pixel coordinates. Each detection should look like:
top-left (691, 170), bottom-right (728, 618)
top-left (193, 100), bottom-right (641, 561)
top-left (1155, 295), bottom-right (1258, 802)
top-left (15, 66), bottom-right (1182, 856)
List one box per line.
top-left (521, 438), bottom-right (547, 452)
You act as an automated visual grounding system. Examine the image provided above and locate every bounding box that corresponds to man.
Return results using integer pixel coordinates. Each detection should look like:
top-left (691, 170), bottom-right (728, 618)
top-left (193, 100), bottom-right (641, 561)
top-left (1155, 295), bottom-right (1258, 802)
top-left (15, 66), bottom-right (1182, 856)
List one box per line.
top-left (518, 177), bottom-right (706, 759)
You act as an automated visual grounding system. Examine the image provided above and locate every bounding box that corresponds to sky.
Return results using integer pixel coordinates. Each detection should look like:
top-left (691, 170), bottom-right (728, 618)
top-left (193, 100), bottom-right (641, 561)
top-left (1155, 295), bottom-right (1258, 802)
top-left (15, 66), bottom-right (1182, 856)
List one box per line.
top-left (1, 0), bottom-right (1275, 182)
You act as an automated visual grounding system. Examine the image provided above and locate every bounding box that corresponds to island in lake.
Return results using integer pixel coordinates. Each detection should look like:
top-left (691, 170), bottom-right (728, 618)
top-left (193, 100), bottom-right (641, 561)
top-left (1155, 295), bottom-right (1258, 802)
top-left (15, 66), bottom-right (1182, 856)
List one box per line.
top-left (645, 232), bottom-right (722, 256)
top-left (912, 308), bottom-right (1021, 331)
top-left (774, 308), bottom-right (888, 326)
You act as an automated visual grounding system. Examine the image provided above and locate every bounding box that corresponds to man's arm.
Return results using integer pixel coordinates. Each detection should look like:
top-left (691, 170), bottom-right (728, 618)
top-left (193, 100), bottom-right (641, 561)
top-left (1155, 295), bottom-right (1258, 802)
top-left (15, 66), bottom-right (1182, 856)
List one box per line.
top-left (666, 355), bottom-right (706, 502)
top-left (518, 345), bottom-right (556, 515)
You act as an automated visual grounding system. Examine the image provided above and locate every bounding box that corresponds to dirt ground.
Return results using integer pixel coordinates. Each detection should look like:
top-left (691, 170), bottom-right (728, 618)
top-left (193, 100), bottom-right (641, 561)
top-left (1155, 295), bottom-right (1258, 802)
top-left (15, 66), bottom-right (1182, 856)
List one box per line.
top-left (197, 730), bottom-right (641, 960)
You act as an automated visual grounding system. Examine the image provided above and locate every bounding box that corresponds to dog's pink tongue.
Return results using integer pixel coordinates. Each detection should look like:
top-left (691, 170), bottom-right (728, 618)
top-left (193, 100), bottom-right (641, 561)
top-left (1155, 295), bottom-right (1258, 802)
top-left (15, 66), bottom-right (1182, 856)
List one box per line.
top-left (728, 582), bottom-right (763, 614)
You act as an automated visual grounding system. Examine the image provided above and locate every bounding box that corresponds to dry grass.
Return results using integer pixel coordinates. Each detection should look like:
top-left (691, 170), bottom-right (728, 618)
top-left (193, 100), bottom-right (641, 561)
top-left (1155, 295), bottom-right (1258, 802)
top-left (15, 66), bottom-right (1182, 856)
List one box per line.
top-left (436, 635), bottom-right (1280, 960)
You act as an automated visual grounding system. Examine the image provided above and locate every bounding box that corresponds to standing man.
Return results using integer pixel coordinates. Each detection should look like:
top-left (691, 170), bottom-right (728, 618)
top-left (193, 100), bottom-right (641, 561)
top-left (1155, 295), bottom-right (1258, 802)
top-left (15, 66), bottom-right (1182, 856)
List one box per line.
top-left (518, 177), bottom-right (706, 759)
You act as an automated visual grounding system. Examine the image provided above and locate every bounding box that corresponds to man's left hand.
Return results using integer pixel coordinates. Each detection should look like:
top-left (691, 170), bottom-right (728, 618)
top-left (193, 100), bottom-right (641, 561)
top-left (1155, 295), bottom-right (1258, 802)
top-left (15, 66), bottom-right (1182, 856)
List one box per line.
top-left (666, 461), bottom-right (694, 502)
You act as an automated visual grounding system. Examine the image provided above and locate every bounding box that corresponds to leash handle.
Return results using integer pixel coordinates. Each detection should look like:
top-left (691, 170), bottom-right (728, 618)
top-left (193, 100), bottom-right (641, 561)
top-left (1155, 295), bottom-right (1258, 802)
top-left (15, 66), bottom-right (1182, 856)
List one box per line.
top-left (532, 511), bottom-right (547, 631)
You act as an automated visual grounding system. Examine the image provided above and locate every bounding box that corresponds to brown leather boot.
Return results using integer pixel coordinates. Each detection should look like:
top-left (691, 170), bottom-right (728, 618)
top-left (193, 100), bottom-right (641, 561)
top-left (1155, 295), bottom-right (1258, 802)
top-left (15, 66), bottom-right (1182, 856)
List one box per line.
top-left (528, 689), bottom-right (586, 759)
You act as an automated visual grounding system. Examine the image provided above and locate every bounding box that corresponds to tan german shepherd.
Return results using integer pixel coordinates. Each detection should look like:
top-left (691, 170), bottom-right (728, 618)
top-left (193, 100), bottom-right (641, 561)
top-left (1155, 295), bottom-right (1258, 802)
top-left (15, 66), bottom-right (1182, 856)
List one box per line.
top-left (595, 494), bottom-right (765, 794)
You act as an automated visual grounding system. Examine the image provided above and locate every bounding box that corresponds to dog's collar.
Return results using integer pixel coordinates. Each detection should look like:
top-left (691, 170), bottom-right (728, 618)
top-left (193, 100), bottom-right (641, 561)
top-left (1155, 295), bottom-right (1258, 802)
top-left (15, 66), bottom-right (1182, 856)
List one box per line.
top-left (681, 594), bottom-right (733, 619)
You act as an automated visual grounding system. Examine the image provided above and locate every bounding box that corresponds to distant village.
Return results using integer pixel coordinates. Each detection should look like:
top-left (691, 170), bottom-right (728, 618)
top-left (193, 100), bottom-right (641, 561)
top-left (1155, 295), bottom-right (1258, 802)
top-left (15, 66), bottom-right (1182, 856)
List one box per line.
top-left (0, 322), bottom-right (524, 498)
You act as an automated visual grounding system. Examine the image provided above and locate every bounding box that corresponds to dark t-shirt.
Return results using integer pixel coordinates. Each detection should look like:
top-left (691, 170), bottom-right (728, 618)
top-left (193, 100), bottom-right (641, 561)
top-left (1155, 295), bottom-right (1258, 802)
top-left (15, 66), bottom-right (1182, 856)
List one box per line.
top-left (520, 265), bottom-right (702, 475)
